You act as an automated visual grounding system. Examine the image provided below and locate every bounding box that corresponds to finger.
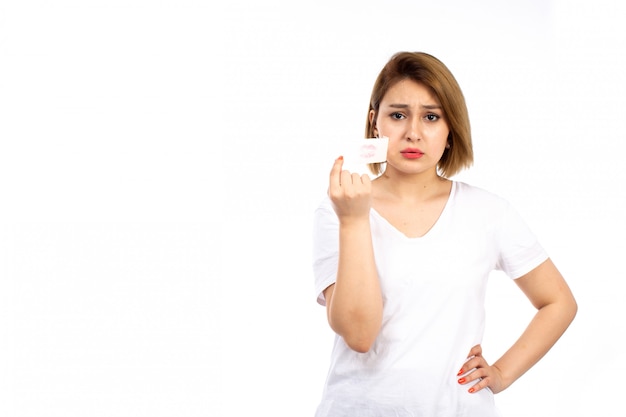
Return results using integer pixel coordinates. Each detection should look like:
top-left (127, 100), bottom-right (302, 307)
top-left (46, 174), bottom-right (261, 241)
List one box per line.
top-left (341, 169), bottom-right (354, 187)
top-left (458, 366), bottom-right (488, 388)
top-left (464, 355), bottom-right (489, 375)
top-left (458, 360), bottom-right (486, 380)
top-left (457, 348), bottom-right (487, 377)
top-left (468, 344), bottom-right (482, 358)
top-left (467, 377), bottom-right (489, 394)
top-left (346, 173), bottom-right (372, 190)
top-left (467, 354), bottom-right (486, 369)
top-left (329, 156), bottom-right (344, 188)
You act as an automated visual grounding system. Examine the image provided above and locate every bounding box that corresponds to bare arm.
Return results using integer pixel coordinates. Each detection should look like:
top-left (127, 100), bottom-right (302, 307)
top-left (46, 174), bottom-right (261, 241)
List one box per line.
top-left (324, 157), bottom-right (383, 353)
top-left (459, 258), bottom-right (577, 393)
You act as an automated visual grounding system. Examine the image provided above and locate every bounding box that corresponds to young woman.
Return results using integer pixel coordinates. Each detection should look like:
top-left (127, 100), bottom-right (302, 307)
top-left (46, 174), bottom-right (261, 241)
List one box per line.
top-left (312, 51), bottom-right (577, 416)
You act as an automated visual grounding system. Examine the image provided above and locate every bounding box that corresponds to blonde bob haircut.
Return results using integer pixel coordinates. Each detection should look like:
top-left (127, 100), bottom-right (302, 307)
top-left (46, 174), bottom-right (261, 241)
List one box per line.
top-left (366, 51), bottom-right (473, 177)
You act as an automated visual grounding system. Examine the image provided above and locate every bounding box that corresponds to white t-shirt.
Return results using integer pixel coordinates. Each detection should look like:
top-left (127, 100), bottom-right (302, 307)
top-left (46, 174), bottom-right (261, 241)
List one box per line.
top-left (312, 181), bottom-right (548, 417)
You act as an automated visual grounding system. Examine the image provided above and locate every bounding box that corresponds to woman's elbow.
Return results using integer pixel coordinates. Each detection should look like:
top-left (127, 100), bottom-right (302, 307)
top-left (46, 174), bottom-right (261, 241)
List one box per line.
top-left (344, 333), bottom-right (377, 353)
top-left (567, 295), bottom-right (578, 322)
top-left (550, 292), bottom-right (578, 327)
top-left (329, 317), bottom-right (381, 353)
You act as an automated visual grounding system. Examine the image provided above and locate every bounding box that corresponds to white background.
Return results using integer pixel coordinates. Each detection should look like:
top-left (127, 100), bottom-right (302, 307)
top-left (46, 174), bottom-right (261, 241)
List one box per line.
top-left (1, 0), bottom-right (624, 416)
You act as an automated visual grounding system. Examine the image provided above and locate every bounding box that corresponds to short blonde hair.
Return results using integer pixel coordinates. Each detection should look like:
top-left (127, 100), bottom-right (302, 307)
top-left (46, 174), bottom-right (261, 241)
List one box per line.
top-left (366, 52), bottom-right (473, 177)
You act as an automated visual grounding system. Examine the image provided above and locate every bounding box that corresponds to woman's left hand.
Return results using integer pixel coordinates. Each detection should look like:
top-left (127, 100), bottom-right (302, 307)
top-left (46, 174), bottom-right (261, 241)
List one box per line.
top-left (457, 344), bottom-right (505, 394)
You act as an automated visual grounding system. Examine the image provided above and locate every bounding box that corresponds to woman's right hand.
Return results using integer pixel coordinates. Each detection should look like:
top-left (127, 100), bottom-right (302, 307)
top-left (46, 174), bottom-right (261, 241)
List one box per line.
top-left (327, 156), bottom-right (372, 223)
top-left (325, 156), bottom-right (382, 353)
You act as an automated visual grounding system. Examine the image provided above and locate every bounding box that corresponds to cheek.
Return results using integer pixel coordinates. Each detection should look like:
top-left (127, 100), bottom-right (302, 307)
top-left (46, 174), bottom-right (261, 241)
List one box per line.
top-left (434, 123), bottom-right (450, 142)
top-left (378, 120), bottom-right (404, 136)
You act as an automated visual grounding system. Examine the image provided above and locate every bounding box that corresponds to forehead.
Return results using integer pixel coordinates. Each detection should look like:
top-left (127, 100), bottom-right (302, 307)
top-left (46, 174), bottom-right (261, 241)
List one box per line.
top-left (381, 79), bottom-right (440, 106)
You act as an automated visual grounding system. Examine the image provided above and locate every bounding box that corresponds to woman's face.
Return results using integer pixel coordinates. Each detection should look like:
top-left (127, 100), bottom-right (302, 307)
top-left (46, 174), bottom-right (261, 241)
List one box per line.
top-left (371, 79), bottom-right (450, 177)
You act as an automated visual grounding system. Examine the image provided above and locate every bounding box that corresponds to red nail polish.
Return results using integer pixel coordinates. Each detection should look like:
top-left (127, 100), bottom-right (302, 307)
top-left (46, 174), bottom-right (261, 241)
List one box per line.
top-left (457, 369), bottom-right (464, 376)
top-left (468, 387), bottom-right (475, 393)
top-left (458, 378), bottom-right (465, 384)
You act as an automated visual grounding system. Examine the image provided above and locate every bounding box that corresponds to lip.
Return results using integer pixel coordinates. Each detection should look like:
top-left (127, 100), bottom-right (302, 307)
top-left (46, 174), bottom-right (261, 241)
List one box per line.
top-left (400, 148), bottom-right (424, 159)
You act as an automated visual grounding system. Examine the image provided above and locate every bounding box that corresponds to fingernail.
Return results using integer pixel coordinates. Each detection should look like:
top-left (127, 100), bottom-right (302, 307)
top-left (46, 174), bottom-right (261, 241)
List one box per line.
top-left (457, 369), bottom-right (464, 376)
top-left (458, 378), bottom-right (466, 384)
top-left (468, 387), bottom-right (475, 393)
top-left (337, 156), bottom-right (344, 160)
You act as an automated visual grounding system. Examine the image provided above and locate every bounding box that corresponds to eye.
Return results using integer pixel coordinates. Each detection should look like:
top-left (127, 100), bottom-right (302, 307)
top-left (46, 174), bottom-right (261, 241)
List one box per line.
top-left (391, 112), bottom-right (405, 120)
top-left (425, 113), bottom-right (440, 122)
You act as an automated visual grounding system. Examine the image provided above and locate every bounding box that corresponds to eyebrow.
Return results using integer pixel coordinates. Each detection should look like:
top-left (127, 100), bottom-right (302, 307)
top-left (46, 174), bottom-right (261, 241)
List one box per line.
top-left (387, 103), bottom-right (442, 110)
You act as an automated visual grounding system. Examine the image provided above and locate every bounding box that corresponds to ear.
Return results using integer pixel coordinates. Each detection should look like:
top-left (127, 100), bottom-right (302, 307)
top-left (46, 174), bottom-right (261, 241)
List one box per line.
top-left (369, 110), bottom-right (377, 136)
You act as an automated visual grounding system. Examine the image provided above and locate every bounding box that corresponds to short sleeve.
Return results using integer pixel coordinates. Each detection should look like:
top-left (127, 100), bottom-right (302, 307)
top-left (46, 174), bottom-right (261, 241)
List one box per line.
top-left (312, 197), bottom-right (339, 306)
top-left (494, 202), bottom-right (549, 279)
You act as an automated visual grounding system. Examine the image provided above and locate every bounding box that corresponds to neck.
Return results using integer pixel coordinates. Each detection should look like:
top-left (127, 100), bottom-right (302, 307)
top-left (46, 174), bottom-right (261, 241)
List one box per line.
top-left (374, 169), bottom-right (449, 202)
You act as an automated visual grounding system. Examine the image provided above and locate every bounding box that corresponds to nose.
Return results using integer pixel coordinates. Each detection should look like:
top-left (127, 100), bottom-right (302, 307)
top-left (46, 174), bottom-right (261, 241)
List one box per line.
top-left (406, 117), bottom-right (421, 141)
